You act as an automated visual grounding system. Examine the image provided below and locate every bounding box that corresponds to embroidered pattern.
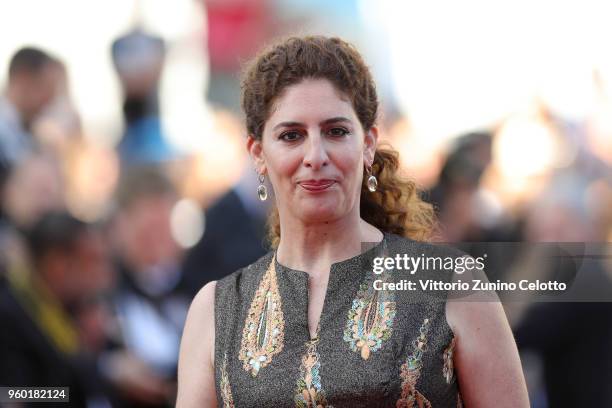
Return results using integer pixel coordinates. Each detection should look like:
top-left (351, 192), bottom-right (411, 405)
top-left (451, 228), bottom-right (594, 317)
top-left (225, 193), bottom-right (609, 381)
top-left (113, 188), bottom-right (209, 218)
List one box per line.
top-left (239, 255), bottom-right (285, 377)
top-left (295, 330), bottom-right (332, 408)
top-left (219, 353), bottom-right (234, 408)
top-left (343, 278), bottom-right (396, 360)
top-left (442, 336), bottom-right (457, 384)
top-left (396, 317), bottom-right (432, 408)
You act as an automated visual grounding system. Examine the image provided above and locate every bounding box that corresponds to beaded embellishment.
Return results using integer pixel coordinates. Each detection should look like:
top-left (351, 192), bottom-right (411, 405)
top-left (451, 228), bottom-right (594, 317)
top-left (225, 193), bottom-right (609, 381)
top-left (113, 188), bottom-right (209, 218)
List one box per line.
top-left (239, 255), bottom-right (285, 377)
top-left (295, 326), bottom-right (332, 408)
top-left (219, 353), bottom-right (235, 407)
top-left (343, 276), bottom-right (396, 360)
top-left (442, 336), bottom-right (457, 384)
top-left (396, 317), bottom-right (432, 408)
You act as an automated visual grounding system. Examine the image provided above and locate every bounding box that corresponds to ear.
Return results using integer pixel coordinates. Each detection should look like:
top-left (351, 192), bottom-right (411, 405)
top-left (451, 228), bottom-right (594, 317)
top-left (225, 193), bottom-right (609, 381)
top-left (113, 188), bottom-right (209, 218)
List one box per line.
top-left (246, 135), bottom-right (266, 174)
top-left (363, 126), bottom-right (379, 166)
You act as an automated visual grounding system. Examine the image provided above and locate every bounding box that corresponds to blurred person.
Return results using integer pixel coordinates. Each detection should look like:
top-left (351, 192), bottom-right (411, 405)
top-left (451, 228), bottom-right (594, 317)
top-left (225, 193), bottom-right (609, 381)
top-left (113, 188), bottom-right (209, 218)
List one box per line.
top-left (179, 167), bottom-right (270, 299)
top-left (0, 48), bottom-right (62, 231)
top-left (1, 152), bottom-right (65, 230)
top-left (0, 212), bottom-right (115, 407)
top-left (109, 166), bottom-right (189, 407)
top-left (514, 175), bottom-right (612, 408)
top-left (426, 131), bottom-right (520, 242)
top-left (0, 47), bottom-right (61, 166)
top-left (0, 152), bottom-right (65, 278)
top-left (111, 29), bottom-right (176, 165)
top-left (31, 58), bottom-right (83, 156)
top-left (177, 36), bottom-right (529, 407)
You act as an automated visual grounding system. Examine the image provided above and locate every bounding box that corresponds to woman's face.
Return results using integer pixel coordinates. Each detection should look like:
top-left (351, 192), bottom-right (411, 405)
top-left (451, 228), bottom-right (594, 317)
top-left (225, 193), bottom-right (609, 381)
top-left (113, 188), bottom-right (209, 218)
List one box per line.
top-left (248, 78), bottom-right (377, 226)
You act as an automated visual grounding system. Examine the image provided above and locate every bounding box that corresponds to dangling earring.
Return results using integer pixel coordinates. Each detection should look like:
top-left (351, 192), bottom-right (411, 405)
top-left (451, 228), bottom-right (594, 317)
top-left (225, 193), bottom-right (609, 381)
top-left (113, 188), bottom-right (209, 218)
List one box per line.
top-left (366, 165), bottom-right (377, 192)
top-left (257, 173), bottom-right (268, 201)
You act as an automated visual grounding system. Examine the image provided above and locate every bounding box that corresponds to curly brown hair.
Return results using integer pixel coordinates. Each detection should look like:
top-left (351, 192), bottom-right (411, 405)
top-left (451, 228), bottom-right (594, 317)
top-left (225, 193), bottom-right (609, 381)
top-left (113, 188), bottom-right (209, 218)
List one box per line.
top-left (241, 35), bottom-right (436, 247)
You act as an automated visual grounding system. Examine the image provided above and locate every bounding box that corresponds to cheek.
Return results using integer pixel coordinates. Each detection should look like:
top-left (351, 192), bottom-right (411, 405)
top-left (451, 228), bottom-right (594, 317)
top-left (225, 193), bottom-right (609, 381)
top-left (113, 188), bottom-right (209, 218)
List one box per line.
top-left (264, 146), bottom-right (301, 188)
top-left (332, 146), bottom-right (363, 187)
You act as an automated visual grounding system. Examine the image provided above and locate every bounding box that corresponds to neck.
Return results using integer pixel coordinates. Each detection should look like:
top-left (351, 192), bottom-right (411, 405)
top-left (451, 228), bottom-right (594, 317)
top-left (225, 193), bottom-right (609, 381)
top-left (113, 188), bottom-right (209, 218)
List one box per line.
top-left (275, 208), bottom-right (383, 277)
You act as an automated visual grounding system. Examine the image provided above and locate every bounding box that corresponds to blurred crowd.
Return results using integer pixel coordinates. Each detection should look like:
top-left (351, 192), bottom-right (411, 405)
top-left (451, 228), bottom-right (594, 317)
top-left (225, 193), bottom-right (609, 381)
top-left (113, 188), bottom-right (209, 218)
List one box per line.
top-left (0, 1), bottom-right (611, 407)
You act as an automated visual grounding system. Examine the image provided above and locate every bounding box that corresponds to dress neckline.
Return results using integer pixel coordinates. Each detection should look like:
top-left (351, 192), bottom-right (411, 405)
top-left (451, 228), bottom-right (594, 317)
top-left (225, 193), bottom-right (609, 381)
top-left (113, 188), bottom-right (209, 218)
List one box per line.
top-left (272, 231), bottom-right (390, 342)
top-left (273, 231), bottom-right (389, 277)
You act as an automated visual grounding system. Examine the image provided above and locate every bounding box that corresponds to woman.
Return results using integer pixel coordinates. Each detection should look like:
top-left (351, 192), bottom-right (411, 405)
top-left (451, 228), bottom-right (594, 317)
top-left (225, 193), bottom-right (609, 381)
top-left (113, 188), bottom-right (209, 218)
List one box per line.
top-left (176, 36), bottom-right (529, 407)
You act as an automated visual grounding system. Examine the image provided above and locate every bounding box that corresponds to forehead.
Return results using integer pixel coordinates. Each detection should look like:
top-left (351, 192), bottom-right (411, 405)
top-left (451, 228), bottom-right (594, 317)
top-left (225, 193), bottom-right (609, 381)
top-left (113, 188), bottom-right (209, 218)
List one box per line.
top-left (267, 78), bottom-right (356, 125)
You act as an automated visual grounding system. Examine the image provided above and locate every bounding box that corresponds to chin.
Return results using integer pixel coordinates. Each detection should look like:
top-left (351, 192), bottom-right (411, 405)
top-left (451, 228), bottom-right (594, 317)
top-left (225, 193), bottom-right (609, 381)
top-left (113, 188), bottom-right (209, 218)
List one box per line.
top-left (296, 199), bottom-right (345, 224)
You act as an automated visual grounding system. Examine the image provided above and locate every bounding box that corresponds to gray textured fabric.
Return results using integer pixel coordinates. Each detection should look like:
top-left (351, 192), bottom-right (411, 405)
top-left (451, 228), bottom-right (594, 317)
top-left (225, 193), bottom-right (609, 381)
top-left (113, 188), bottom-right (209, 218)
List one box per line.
top-left (214, 232), bottom-right (463, 407)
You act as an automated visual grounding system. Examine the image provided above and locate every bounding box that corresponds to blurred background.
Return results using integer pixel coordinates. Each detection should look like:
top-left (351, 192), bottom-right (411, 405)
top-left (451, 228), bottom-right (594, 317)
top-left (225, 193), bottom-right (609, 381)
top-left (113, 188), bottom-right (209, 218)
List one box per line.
top-left (0, 0), bottom-right (610, 407)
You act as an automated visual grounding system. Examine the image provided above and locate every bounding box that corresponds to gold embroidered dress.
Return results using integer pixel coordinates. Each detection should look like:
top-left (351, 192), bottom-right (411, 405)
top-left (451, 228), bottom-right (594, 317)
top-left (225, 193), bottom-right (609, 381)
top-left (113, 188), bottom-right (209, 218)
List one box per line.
top-left (214, 232), bottom-right (463, 407)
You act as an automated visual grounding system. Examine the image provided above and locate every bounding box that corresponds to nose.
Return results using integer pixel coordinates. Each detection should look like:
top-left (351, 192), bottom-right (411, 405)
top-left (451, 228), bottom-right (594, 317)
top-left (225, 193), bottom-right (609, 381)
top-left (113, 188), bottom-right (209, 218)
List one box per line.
top-left (303, 132), bottom-right (329, 170)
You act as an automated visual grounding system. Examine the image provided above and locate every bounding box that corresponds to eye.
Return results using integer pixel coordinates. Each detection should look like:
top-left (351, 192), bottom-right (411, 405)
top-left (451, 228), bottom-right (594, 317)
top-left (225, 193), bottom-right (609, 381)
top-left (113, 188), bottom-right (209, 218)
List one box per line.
top-left (327, 127), bottom-right (349, 137)
top-left (279, 130), bottom-right (302, 142)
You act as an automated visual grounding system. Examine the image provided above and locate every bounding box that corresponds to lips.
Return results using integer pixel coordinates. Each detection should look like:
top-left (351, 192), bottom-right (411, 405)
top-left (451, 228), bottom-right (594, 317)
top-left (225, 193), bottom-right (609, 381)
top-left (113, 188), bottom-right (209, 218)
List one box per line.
top-left (298, 179), bottom-right (336, 192)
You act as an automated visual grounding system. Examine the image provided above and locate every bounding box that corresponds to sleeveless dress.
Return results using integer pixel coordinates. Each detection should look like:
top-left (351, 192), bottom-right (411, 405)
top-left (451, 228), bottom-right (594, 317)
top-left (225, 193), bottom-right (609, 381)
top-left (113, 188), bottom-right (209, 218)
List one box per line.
top-left (213, 232), bottom-right (464, 407)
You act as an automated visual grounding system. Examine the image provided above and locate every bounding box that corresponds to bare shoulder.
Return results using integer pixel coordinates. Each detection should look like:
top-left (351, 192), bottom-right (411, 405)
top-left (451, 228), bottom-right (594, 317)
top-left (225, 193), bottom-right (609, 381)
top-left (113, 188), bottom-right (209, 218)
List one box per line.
top-left (191, 280), bottom-right (217, 321)
top-left (446, 287), bottom-right (529, 407)
top-left (445, 253), bottom-right (510, 337)
top-left (176, 281), bottom-right (217, 408)
top-left (446, 286), bottom-right (507, 336)
top-left (186, 280), bottom-right (217, 363)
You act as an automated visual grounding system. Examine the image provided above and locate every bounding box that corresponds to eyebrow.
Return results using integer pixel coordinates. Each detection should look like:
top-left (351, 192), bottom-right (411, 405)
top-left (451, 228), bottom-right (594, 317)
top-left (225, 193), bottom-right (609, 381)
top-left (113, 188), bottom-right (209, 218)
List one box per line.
top-left (272, 116), bottom-right (352, 131)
